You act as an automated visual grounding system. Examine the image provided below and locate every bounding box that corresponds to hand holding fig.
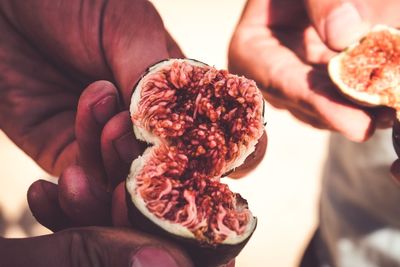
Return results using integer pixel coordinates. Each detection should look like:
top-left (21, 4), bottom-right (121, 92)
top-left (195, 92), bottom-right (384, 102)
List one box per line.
top-left (27, 79), bottom-right (242, 267)
top-left (229, 0), bottom-right (400, 142)
top-left (0, 0), bottom-right (182, 175)
top-left (27, 81), bottom-right (146, 229)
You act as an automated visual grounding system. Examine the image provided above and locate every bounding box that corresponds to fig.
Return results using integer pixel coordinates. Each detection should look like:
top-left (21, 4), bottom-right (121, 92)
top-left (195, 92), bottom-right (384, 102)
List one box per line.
top-left (328, 25), bottom-right (400, 113)
top-left (126, 59), bottom-right (265, 266)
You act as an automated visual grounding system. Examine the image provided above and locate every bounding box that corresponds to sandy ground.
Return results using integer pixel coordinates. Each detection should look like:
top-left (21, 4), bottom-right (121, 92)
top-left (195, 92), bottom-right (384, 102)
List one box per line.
top-left (0, 1), bottom-right (330, 266)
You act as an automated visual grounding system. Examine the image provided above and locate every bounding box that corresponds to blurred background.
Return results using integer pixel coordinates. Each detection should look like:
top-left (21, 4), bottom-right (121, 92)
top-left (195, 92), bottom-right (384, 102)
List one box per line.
top-left (0, 0), bottom-right (330, 266)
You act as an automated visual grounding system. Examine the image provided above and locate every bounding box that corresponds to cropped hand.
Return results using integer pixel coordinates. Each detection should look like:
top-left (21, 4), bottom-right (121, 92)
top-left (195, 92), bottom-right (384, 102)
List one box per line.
top-left (0, 0), bottom-right (183, 176)
top-left (229, 0), bottom-right (400, 142)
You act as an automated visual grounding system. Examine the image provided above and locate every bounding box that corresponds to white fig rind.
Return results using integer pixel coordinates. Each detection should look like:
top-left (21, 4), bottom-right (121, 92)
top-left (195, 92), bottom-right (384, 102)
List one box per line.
top-left (328, 24), bottom-right (400, 107)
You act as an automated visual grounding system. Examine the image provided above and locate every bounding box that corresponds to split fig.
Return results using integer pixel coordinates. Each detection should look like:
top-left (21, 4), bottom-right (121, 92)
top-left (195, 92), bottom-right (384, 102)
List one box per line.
top-left (328, 25), bottom-right (400, 113)
top-left (126, 59), bottom-right (265, 266)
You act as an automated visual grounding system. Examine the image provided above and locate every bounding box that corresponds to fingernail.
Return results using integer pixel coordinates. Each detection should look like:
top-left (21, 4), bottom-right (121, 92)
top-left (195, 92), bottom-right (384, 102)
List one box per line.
top-left (113, 132), bottom-right (147, 164)
top-left (130, 247), bottom-right (179, 267)
top-left (92, 95), bottom-right (118, 124)
top-left (322, 2), bottom-right (369, 50)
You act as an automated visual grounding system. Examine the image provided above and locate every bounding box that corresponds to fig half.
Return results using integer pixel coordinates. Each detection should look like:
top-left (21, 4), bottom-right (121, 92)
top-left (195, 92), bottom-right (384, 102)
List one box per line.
top-left (126, 59), bottom-right (265, 266)
top-left (328, 25), bottom-right (400, 112)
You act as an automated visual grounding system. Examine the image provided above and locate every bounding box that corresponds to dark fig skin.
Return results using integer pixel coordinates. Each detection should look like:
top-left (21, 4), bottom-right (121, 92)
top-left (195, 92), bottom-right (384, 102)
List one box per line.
top-left (392, 119), bottom-right (400, 157)
top-left (228, 131), bottom-right (267, 179)
top-left (126, 186), bottom-right (256, 267)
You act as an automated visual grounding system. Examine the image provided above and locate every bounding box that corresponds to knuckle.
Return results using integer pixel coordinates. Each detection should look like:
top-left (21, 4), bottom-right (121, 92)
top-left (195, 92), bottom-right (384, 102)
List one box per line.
top-left (67, 229), bottom-right (106, 267)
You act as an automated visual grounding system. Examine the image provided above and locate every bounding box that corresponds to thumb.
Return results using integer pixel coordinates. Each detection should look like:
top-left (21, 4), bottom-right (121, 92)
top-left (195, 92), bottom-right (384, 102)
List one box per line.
top-left (0, 227), bottom-right (193, 267)
top-left (304, 0), bottom-right (370, 51)
top-left (72, 227), bottom-right (194, 267)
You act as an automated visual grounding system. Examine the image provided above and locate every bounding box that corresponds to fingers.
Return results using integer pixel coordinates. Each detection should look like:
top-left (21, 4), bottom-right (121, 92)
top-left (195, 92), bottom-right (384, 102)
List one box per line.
top-left (263, 90), bottom-right (332, 129)
top-left (112, 182), bottom-right (131, 227)
top-left (230, 21), bottom-right (375, 142)
top-left (29, 81), bottom-right (124, 230)
top-left (27, 179), bottom-right (72, 232)
top-left (102, 0), bottom-right (171, 104)
top-left (75, 80), bottom-right (120, 185)
top-left (288, 108), bottom-right (331, 130)
top-left (31, 82), bottom-right (146, 229)
top-left (58, 165), bottom-right (111, 226)
top-left (101, 111), bottom-right (148, 189)
top-left (304, 0), bottom-right (369, 50)
top-left (277, 56), bottom-right (373, 141)
top-left (307, 69), bottom-right (375, 141)
top-left (29, 168), bottom-right (130, 231)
